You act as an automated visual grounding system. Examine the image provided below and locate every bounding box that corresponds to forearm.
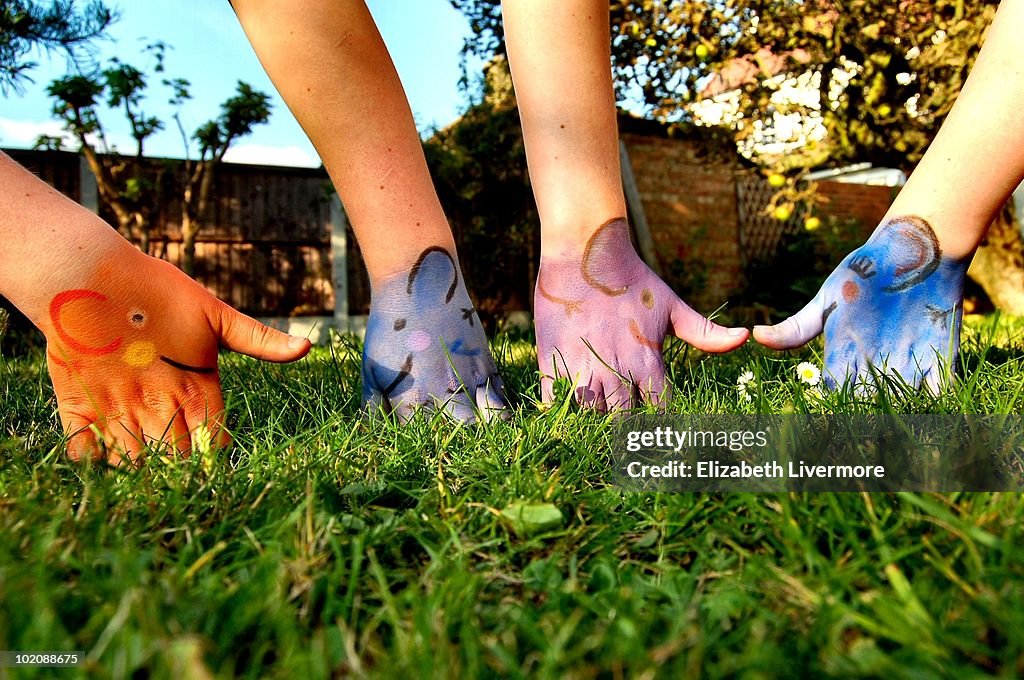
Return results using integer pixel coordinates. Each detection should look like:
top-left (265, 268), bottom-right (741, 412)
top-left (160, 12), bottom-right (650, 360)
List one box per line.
top-left (886, 0), bottom-right (1024, 259)
top-left (502, 0), bottom-right (626, 253)
top-left (230, 0), bottom-right (456, 280)
top-left (0, 152), bottom-right (131, 327)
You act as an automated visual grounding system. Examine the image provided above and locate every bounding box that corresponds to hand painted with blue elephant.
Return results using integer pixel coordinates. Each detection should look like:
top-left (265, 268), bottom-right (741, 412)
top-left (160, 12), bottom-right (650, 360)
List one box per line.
top-left (362, 246), bottom-right (508, 422)
top-left (754, 216), bottom-right (969, 391)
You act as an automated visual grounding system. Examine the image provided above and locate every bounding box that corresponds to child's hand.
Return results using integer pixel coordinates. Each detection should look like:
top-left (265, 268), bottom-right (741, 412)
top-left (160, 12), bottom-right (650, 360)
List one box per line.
top-left (40, 252), bottom-right (311, 464)
top-left (754, 216), bottom-right (968, 391)
top-left (362, 247), bottom-right (507, 422)
top-left (534, 218), bottom-right (748, 410)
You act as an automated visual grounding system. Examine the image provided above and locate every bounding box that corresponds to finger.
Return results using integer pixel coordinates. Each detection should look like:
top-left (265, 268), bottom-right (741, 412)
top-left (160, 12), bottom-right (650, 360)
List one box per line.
top-left (670, 299), bottom-right (749, 353)
top-left (539, 374), bottom-right (555, 405)
top-left (389, 395), bottom-right (418, 424)
top-left (141, 408), bottom-right (191, 455)
top-left (363, 383), bottom-right (388, 415)
top-left (441, 391), bottom-right (478, 424)
top-left (602, 374), bottom-right (633, 411)
top-left (634, 370), bottom-right (670, 409)
top-left (211, 300), bottom-right (311, 362)
top-left (61, 411), bottom-right (103, 462)
top-left (170, 410), bottom-right (193, 455)
top-left (753, 292), bottom-right (827, 350)
top-left (921, 362), bottom-right (943, 395)
top-left (825, 350), bottom-right (859, 393)
top-left (537, 345), bottom-right (568, 405)
top-left (106, 416), bottom-right (145, 467)
top-left (475, 379), bottom-right (510, 422)
top-left (574, 377), bottom-right (606, 412)
top-left (183, 384), bottom-right (230, 451)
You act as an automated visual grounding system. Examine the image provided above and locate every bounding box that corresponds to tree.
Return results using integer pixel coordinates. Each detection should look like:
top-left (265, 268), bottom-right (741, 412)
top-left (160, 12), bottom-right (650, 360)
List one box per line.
top-left (174, 82), bottom-right (272, 276)
top-left (1, 0), bottom-right (114, 354)
top-left (39, 46), bottom-right (272, 274)
top-left (452, 0), bottom-right (1024, 314)
top-left (0, 0), bottom-right (114, 94)
top-left (40, 44), bottom-right (167, 253)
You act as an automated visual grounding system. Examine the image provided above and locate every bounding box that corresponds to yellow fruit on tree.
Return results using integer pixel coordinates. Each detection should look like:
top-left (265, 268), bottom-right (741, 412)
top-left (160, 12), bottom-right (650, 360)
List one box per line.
top-left (773, 205), bottom-right (793, 221)
top-left (767, 173), bottom-right (786, 188)
top-left (695, 44), bottom-right (710, 60)
top-left (804, 216), bottom-right (822, 231)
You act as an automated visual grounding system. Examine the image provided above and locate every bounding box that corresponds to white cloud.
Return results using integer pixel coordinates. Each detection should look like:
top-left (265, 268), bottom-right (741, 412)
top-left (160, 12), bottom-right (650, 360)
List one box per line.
top-left (222, 143), bottom-right (320, 168)
top-left (1, 119), bottom-right (322, 169)
top-left (0, 117), bottom-right (142, 154)
top-left (0, 117), bottom-right (73, 148)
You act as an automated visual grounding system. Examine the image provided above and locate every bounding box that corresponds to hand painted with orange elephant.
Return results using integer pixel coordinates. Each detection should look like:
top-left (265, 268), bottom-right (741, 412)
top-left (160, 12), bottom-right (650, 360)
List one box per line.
top-left (39, 255), bottom-right (311, 464)
top-left (1, 152), bottom-right (311, 465)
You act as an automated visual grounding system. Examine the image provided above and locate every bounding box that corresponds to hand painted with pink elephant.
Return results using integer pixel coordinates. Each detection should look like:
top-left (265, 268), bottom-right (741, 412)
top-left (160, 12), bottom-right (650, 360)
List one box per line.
top-left (534, 218), bottom-right (749, 410)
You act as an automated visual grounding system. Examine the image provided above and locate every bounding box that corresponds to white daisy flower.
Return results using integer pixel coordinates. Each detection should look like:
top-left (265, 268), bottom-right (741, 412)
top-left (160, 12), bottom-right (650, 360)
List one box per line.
top-left (796, 362), bottom-right (821, 386)
top-left (736, 370), bottom-right (756, 402)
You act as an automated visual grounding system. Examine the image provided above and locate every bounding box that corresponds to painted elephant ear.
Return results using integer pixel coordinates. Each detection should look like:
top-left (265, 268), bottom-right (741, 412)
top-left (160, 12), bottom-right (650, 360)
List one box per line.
top-left (871, 216), bottom-right (942, 293)
top-left (406, 246), bottom-right (459, 304)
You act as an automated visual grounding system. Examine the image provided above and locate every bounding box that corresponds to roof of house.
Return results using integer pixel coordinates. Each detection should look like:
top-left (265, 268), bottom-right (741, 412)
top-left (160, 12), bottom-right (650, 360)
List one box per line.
top-left (699, 47), bottom-right (812, 99)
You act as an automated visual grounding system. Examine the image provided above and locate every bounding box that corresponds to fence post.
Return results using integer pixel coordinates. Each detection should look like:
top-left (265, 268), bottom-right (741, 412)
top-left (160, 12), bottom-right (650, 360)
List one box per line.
top-left (78, 154), bottom-right (99, 213)
top-left (619, 140), bottom-right (662, 275)
top-left (330, 193), bottom-right (349, 333)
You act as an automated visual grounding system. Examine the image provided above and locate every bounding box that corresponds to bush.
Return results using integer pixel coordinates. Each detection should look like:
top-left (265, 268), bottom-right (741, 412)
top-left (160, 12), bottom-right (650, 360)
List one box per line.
top-left (738, 216), bottom-right (866, 320)
top-left (0, 297), bottom-right (44, 358)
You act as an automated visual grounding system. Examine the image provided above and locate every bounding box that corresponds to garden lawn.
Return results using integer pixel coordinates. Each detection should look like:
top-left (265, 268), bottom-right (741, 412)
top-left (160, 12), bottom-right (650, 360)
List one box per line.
top-left (1, 315), bottom-right (1023, 678)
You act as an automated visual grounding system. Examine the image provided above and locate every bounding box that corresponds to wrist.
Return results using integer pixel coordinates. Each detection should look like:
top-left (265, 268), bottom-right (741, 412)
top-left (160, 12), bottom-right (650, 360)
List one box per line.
top-left (7, 233), bottom-right (137, 334)
top-left (857, 215), bottom-right (968, 294)
top-left (539, 216), bottom-right (638, 262)
top-left (879, 199), bottom-right (988, 261)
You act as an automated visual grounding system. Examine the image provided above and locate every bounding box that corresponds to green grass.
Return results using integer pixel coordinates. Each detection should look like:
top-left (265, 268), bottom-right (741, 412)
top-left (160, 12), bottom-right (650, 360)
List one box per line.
top-left (2, 315), bottom-right (1024, 679)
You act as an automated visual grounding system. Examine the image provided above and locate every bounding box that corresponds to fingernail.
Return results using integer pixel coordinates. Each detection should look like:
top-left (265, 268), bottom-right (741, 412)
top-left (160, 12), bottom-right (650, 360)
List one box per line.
top-left (727, 327), bottom-right (747, 337)
top-left (753, 325), bottom-right (772, 335)
top-left (287, 335), bottom-right (308, 350)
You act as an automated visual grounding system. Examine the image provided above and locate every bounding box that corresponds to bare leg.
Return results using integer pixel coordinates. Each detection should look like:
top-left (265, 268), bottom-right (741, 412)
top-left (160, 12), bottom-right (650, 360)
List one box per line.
top-left (231, 0), bottom-right (506, 421)
top-left (502, 0), bottom-right (748, 409)
top-left (0, 152), bottom-right (311, 464)
top-left (755, 0), bottom-right (1024, 390)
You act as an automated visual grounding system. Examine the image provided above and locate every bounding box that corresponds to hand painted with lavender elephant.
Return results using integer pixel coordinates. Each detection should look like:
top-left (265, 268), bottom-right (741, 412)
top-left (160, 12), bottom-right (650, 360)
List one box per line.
top-left (535, 218), bottom-right (750, 410)
top-left (755, 216), bottom-right (968, 391)
top-left (362, 247), bottom-right (507, 422)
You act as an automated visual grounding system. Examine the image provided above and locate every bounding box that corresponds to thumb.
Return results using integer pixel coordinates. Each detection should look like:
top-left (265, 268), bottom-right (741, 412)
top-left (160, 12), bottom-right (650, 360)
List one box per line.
top-left (753, 292), bottom-right (826, 350)
top-left (211, 300), bottom-right (312, 362)
top-left (669, 298), bottom-right (749, 353)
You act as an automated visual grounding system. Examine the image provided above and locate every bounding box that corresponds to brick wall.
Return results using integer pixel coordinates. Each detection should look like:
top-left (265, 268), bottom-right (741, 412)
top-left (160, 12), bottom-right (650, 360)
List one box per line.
top-left (621, 132), bottom-right (744, 313)
top-left (816, 180), bottom-right (897, 235)
top-left (621, 132), bottom-right (896, 311)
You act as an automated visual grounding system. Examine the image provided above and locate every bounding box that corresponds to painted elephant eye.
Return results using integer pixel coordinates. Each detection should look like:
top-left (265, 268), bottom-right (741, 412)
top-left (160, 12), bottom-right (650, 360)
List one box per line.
top-left (128, 310), bottom-right (147, 329)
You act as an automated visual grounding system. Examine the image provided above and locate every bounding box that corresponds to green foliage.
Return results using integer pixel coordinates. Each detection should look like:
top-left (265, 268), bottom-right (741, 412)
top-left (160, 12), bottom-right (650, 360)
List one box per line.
top-left (1, 318), bottom-right (1023, 676)
top-left (452, 0), bottom-right (999, 176)
top-left (192, 82), bottom-right (272, 163)
top-left (740, 215), bottom-right (869, 317)
top-left (0, 0), bottom-right (114, 94)
top-left (38, 44), bottom-right (272, 257)
top-left (666, 224), bottom-right (711, 301)
top-left (44, 73), bottom-right (103, 135)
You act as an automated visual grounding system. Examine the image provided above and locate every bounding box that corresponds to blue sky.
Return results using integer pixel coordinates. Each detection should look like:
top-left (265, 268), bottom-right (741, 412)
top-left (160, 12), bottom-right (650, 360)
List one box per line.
top-left (0, 0), bottom-right (482, 167)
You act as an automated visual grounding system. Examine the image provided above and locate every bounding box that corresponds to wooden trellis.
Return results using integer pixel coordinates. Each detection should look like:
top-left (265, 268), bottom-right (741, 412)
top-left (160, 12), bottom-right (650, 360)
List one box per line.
top-left (736, 174), bottom-right (803, 267)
